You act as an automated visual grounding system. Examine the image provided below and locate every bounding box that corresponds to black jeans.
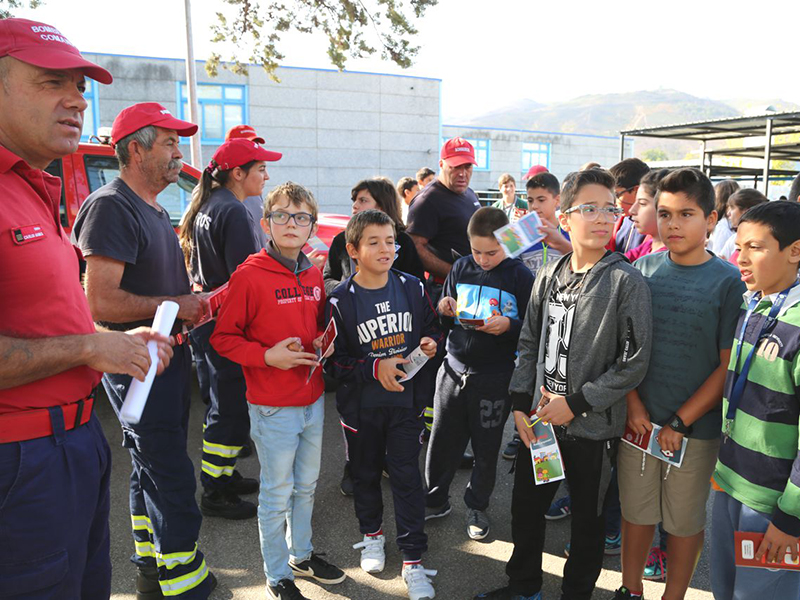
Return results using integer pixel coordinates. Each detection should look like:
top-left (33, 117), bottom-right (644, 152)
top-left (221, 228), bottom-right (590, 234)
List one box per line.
top-left (506, 434), bottom-right (615, 599)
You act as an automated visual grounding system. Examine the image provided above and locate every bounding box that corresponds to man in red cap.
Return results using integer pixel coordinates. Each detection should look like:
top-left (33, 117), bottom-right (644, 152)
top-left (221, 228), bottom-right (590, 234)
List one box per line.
top-left (73, 103), bottom-right (215, 599)
top-left (406, 137), bottom-right (482, 438)
top-left (225, 124), bottom-right (274, 249)
top-left (0, 18), bottom-right (174, 599)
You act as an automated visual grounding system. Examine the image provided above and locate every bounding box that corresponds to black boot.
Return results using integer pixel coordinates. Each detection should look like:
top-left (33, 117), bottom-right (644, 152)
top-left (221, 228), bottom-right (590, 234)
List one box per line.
top-left (136, 566), bottom-right (163, 600)
top-left (201, 489), bottom-right (257, 520)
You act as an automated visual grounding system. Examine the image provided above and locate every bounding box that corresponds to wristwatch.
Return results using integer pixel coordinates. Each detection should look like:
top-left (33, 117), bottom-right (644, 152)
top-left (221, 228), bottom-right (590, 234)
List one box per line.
top-left (666, 413), bottom-right (692, 435)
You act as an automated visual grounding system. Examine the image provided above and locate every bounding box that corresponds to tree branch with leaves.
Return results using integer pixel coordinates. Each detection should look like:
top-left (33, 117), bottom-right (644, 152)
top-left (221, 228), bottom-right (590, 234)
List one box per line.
top-left (206, 0), bottom-right (437, 80)
top-left (0, 0), bottom-right (42, 19)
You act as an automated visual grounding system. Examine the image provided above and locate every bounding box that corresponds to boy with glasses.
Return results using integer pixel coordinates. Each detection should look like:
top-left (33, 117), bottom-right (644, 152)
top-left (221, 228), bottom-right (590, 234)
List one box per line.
top-left (475, 169), bottom-right (652, 600)
top-left (212, 183), bottom-right (345, 600)
top-left (609, 158), bottom-right (650, 254)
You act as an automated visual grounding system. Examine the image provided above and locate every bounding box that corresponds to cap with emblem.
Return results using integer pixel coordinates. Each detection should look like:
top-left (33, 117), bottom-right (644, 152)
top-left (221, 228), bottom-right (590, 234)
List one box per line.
top-left (440, 137), bottom-right (477, 168)
top-left (225, 124), bottom-right (265, 145)
top-left (0, 18), bottom-right (112, 84)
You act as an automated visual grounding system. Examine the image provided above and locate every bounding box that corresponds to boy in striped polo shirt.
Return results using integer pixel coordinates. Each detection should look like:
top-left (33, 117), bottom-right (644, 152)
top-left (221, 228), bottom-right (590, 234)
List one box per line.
top-left (711, 200), bottom-right (800, 599)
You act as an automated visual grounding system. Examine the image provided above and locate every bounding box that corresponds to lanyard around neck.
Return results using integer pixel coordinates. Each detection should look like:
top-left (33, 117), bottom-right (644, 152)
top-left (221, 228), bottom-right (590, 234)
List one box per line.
top-left (726, 282), bottom-right (798, 422)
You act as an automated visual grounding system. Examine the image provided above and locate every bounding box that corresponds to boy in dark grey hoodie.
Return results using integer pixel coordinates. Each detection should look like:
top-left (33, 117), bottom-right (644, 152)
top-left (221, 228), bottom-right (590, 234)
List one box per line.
top-left (475, 169), bottom-right (652, 600)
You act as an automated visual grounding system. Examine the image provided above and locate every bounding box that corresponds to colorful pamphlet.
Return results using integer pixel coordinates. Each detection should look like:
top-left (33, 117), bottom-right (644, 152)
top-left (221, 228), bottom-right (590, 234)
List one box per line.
top-left (735, 531), bottom-right (800, 571)
top-left (494, 210), bottom-right (545, 259)
top-left (458, 317), bottom-right (486, 330)
top-left (529, 418), bottom-right (566, 486)
top-left (621, 423), bottom-right (687, 468)
top-left (307, 317), bottom-right (338, 382)
top-left (398, 345), bottom-right (429, 382)
top-left (307, 236), bottom-right (329, 252)
top-left (193, 282), bottom-right (230, 328)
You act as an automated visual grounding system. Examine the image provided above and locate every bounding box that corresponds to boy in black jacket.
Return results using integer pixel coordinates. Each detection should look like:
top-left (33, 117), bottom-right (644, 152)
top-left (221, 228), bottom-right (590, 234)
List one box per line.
top-left (425, 207), bottom-right (535, 541)
top-left (324, 210), bottom-right (442, 600)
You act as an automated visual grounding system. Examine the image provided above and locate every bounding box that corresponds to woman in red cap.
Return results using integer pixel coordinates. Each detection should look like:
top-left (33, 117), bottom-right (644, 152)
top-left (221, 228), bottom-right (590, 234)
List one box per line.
top-left (179, 138), bottom-right (280, 520)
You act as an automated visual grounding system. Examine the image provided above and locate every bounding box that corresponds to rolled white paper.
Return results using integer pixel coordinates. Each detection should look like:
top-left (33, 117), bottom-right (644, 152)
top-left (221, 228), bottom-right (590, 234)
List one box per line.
top-left (119, 300), bottom-right (180, 424)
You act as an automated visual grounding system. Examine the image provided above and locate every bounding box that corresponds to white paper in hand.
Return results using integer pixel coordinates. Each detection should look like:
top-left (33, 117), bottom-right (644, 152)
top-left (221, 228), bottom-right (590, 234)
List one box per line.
top-left (398, 345), bottom-right (429, 382)
top-left (119, 300), bottom-right (180, 424)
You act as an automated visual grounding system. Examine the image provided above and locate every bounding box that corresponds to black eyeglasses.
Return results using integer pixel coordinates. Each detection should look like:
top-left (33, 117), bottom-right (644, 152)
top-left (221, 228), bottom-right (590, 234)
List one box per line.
top-left (267, 211), bottom-right (315, 227)
top-left (615, 187), bottom-right (636, 199)
top-left (563, 204), bottom-right (623, 221)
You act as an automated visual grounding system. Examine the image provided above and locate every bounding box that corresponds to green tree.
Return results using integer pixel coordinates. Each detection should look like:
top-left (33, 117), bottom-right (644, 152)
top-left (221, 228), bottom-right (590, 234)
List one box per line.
top-left (641, 148), bottom-right (669, 162)
top-left (207, 0), bottom-right (438, 80)
top-left (0, 0), bottom-right (42, 19)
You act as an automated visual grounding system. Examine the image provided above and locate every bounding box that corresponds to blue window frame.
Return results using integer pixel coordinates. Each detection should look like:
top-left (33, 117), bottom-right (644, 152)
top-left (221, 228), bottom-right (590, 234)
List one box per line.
top-left (81, 78), bottom-right (100, 142)
top-left (522, 142), bottom-right (551, 172)
top-left (441, 137), bottom-right (490, 171)
top-left (178, 82), bottom-right (248, 144)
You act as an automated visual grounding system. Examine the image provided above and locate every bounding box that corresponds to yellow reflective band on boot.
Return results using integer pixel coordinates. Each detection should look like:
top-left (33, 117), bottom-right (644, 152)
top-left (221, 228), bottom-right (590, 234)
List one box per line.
top-left (202, 440), bottom-right (242, 458)
top-left (159, 559), bottom-right (209, 597)
top-left (201, 460), bottom-right (235, 478)
top-left (135, 540), bottom-right (155, 558)
top-left (155, 543), bottom-right (198, 571)
top-left (131, 514), bottom-right (154, 534)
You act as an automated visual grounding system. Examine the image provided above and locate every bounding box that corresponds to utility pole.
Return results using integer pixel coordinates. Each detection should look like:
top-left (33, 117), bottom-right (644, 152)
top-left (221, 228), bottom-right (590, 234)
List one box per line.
top-left (184, 0), bottom-right (202, 167)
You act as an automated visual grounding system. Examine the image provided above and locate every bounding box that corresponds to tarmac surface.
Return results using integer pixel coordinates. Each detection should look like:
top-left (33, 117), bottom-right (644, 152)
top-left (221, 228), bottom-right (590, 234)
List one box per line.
top-left (103, 381), bottom-right (714, 600)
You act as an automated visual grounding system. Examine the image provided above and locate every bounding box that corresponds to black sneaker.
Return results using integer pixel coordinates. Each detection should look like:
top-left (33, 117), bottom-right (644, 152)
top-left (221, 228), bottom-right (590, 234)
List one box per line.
top-left (612, 587), bottom-right (643, 600)
top-left (425, 501), bottom-right (452, 521)
top-left (228, 470), bottom-right (259, 495)
top-left (267, 578), bottom-right (308, 600)
top-left (502, 434), bottom-right (521, 460)
top-left (136, 566), bottom-right (162, 600)
top-left (340, 462), bottom-right (354, 496)
top-left (200, 490), bottom-right (257, 520)
top-left (289, 553), bottom-right (346, 584)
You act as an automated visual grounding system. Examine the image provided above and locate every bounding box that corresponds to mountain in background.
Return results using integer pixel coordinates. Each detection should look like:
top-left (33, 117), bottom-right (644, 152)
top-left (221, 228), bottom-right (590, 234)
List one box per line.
top-left (457, 89), bottom-right (800, 159)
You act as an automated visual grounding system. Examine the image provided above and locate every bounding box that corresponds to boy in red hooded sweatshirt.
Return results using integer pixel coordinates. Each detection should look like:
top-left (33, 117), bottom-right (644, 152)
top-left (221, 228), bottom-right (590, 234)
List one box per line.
top-left (212, 182), bottom-right (345, 600)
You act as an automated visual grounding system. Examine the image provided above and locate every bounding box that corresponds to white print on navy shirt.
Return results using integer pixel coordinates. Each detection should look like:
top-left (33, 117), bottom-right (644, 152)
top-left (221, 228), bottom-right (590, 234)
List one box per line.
top-left (356, 299), bottom-right (413, 357)
top-left (196, 213), bottom-right (212, 230)
top-left (544, 275), bottom-right (579, 396)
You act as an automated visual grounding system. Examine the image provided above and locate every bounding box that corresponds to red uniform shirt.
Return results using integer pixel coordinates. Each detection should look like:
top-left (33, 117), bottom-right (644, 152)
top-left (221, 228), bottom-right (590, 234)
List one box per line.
top-left (0, 145), bottom-right (101, 414)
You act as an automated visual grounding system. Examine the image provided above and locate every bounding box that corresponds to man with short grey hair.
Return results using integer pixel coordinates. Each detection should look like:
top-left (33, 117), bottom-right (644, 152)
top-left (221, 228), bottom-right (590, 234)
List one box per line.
top-left (73, 102), bottom-right (216, 599)
top-left (0, 18), bottom-right (174, 599)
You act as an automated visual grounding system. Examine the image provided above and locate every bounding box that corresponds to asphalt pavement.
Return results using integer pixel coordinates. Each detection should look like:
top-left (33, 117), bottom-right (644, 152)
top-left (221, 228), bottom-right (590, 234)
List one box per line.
top-left (103, 381), bottom-right (714, 600)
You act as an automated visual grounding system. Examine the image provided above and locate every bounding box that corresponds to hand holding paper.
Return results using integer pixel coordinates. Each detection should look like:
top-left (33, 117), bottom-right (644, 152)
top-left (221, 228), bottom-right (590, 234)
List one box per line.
top-left (536, 386), bottom-right (574, 426)
top-left (377, 356), bottom-right (408, 392)
top-left (120, 301), bottom-right (180, 424)
top-left (265, 337), bottom-right (319, 371)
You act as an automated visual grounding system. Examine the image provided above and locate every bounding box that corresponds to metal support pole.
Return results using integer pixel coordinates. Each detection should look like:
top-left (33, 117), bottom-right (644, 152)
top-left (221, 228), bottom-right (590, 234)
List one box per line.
top-left (619, 134), bottom-right (626, 161)
top-left (762, 117), bottom-right (773, 197)
top-left (701, 141), bottom-right (707, 175)
top-left (184, 0), bottom-right (202, 168)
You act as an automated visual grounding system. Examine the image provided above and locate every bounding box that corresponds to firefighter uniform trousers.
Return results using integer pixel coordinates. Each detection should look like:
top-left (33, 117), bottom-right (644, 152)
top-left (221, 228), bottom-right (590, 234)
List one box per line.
top-left (104, 344), bottom-right (212, 598)
top-left (190, 321), bottom-right (250, 491)
top-left (0, 411), bottom-right (112, 598)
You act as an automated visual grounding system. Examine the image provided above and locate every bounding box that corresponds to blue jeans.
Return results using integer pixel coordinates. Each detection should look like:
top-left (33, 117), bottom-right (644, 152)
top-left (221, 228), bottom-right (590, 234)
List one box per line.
top-left (711, 490), bottom-right (800, 600)
top-left (248, 397), bottom-right (324, 587)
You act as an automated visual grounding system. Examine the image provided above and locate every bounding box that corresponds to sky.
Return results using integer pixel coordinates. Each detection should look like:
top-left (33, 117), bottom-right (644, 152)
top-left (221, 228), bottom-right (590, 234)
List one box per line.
top-left (13, 0), bottom-right (799, 121)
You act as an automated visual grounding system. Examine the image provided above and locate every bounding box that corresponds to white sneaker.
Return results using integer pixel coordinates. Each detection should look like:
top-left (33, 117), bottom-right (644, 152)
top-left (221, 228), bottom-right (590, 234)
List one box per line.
top-left (353, 534), bottom-right (385, 573)
top-left (402, 563), bottom-right (436, 600)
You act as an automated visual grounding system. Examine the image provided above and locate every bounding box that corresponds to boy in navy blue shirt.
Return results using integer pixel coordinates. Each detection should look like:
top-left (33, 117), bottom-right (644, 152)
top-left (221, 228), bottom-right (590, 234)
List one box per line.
top-left (425, 207), bottom-right (535, 541)
top-left (325, 209), bottom-right (442, 600)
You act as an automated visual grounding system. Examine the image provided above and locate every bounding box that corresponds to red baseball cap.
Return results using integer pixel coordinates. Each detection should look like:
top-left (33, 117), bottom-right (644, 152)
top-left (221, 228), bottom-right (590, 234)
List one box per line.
top-left (209, 138), bottom-right (282, 171)
top-left (111, 102), bottom-right (198, 146)
top-left (440, 137), bottom-right (477, 167)
top-left (226, 124), bottom-right (265, 145)
top-left (0, 18), bottom-right (112, 84)
top-left (524, 165), bottom-right (549, 180)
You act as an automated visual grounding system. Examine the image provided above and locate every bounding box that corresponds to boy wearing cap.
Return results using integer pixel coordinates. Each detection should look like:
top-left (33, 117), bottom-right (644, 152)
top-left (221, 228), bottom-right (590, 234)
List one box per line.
top-left (0, 18), bottom-right (174, 599)
top-left (73, 102), bottom-right (215, 599)
top-left (179, 139), bottom-right (282, 521)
